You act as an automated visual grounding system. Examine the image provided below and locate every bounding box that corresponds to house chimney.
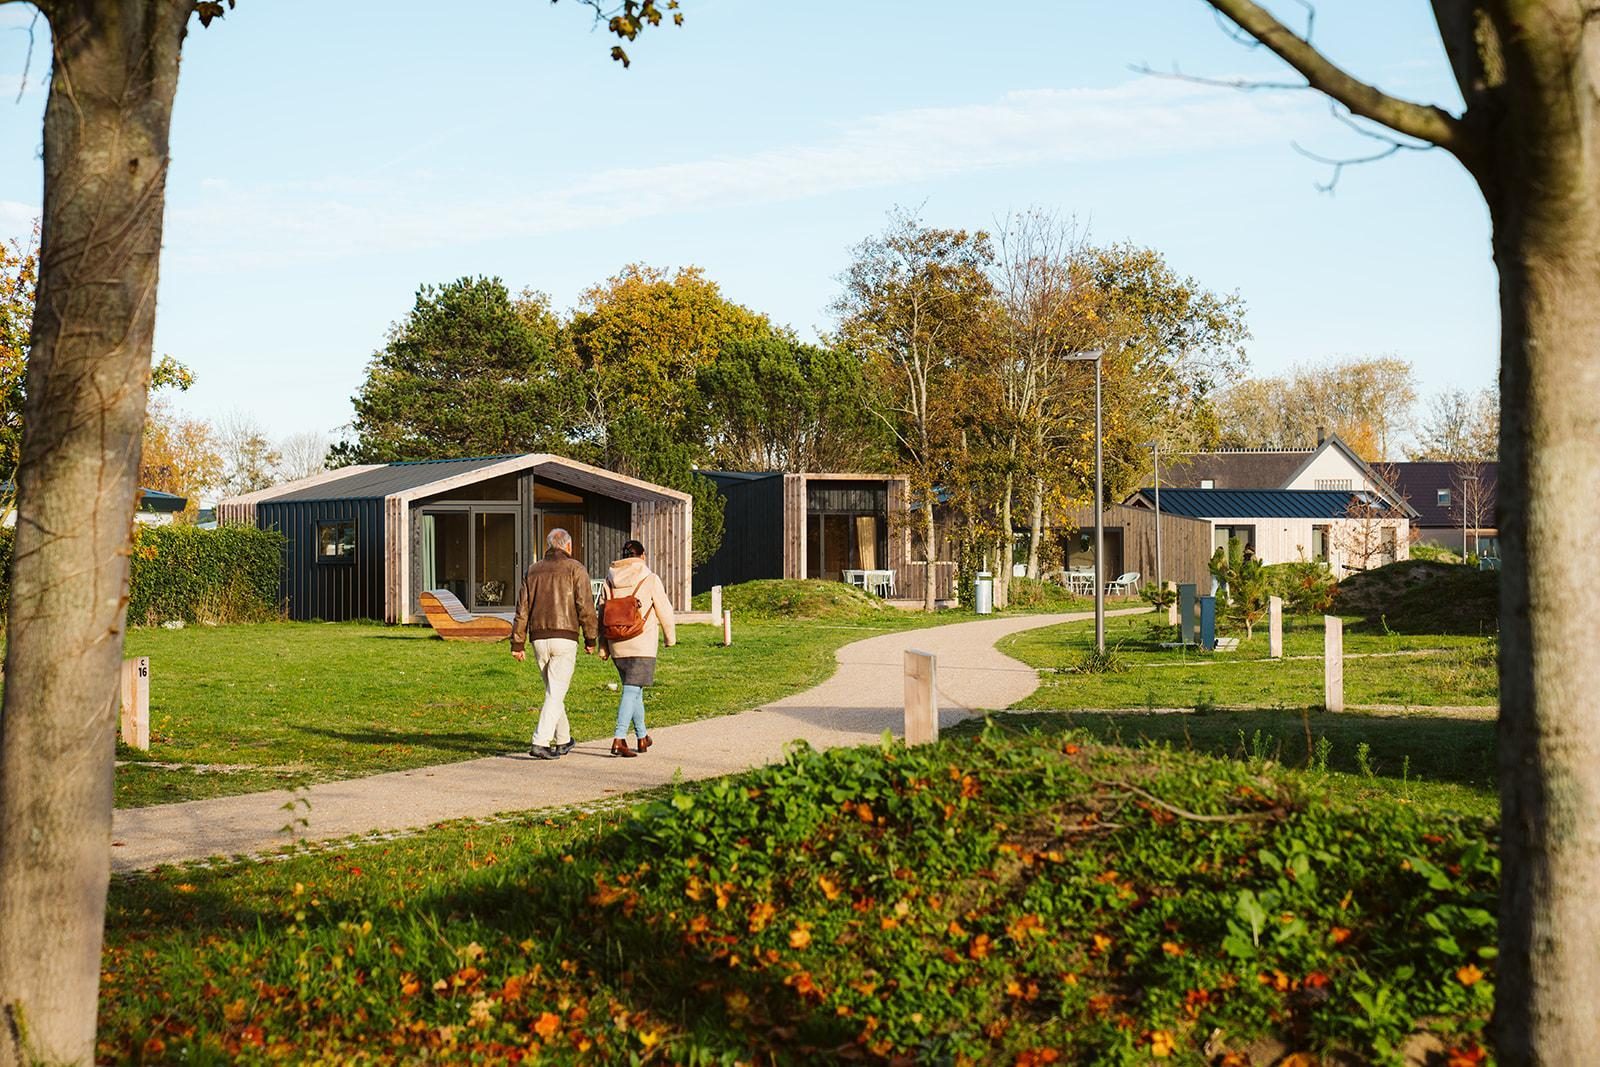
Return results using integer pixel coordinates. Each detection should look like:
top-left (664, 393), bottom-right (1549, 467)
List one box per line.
top-left (1315, 425), bottom-right (1327, 446)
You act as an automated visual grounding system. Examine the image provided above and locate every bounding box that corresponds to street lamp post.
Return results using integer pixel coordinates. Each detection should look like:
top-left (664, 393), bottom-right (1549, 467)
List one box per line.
top-left (1143, 440), bottom-right (1162, 592)
top-left (1067, 349), bottom-right (1106, 651)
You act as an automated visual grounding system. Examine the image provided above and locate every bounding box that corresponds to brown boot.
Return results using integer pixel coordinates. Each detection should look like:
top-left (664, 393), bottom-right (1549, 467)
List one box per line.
top-left (635, 735), bottom-right (653, 753)
top-left (610, 739), bottom-right (636, 758)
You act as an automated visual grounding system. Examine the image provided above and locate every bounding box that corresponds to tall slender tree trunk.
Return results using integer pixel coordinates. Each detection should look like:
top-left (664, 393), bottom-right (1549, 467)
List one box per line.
top-left (1486, 99), bottom-right (1600, 1061)
top-left (921, 499), bottom-right (936, 612)
top-left (996, 473), bottom-right (1013, 608)
top-left (1026, 473), bottom-right (1044, 579)
top-left (0, 5), bottom-right (189, 1063)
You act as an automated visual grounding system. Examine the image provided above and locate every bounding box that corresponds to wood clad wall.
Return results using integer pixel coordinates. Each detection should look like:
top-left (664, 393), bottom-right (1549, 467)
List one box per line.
top-left (1066, 504), bottom-right (1213, 590)
top-left (259, 498), bottom-right (386, 622)
top-left (217, 500), bottom-right (255, 526)
top-left (631, 499), bottom-right (693, 609)
top-left (694, 474), bottom-right (786, 592)
top-left (782, 475), bottom-right (805, 579)
top-left (885, 477), bottom-right (920, 599)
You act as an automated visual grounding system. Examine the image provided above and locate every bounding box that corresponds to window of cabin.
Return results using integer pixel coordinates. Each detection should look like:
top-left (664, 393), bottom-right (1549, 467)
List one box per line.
top-left (1200, 479), bottom-right (1215, 489)
top-left (1437, 488), bottom-right (1452, 507)
top-left (1315, 478), bottom-right (1352, 491)
top-left (317, 520), bottom-right (356, 563)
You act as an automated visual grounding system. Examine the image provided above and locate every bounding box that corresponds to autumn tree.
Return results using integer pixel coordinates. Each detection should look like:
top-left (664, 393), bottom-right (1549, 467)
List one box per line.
top-left (0, 5), bottom-right (680, 1062)
top-left (1180, 4), bottom-right (1599, 1054)
top-left (836, 210), bottom-right (996, 611)
top-left (1214, 355), bottom-right (1417, 459)
top-left (0, 225), bottom-right (37, 494)
top-left (1410, 384), bottom-right (1498, 462)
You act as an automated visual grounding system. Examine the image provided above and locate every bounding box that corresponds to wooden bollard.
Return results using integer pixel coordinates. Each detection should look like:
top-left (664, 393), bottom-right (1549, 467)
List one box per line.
top-left (904, 649), bottom-right (938, 745)
top-left (120, 656), bottom-right (150, 751)
top-left (722, 610), bottom-right (732, 647)
top-left (710, 584), bottom-right (723, 625)
top-left (1268, 596), bottom-right (1283, 659)
top-left (1323, 616), bottom-right (1344, 713)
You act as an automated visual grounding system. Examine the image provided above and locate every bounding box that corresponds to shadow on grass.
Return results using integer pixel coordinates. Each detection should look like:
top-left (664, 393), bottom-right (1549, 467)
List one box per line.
top-left (292, 724), bottom-right (518, 756)
top-left (954, 708), bottom-right (1495, 793)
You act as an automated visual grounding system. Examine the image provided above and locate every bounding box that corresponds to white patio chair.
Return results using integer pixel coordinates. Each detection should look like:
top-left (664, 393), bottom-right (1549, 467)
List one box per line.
top-left (1104, 572), bottom-right (1141, 597)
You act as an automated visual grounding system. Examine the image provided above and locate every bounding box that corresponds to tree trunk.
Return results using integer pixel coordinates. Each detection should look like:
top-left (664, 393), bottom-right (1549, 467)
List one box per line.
top-left (921, 499), bottom-right (936, 612)
top-left (996, 474), bottom-right (1013, 609)
top-left (0, 4), bottom-right (189, 1064)
top-left (1487, 153), bottom-right (1600, 1062)
top-left (1026, 474), bottom-right (1044, 579)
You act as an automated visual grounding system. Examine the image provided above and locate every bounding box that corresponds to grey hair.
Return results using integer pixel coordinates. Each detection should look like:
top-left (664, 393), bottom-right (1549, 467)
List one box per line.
top-left (546, 528), bottom-right (573, 551)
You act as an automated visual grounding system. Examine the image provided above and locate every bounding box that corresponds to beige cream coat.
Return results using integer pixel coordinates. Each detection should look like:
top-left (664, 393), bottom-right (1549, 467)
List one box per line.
top-left (600, 556), bottom-right (677, 659)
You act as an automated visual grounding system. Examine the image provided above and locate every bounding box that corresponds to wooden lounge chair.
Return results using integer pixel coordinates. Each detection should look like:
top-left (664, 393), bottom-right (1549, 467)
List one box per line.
top-left (419, 589), bottom-right (512, 642)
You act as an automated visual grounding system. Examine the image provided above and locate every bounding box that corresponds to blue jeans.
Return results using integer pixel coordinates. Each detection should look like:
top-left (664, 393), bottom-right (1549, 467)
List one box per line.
top-left (613, 684), bottom-right (646, 740)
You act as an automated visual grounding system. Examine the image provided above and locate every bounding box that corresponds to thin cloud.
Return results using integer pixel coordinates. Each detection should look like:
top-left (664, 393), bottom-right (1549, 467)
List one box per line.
top-left (170, 79), bottom-right (1306, 266)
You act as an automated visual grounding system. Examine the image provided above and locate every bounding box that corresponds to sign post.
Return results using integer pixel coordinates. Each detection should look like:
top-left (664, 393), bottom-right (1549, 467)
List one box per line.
top-left (904, 649), bottom-right (938, 745)
top-left (1268, 596), bottom-right (1283, 659)
top-left (120, 657), bottom-right (150, 751)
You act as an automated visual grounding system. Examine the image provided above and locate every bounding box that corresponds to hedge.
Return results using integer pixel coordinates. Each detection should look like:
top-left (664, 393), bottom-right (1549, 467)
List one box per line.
top-left (0, 523), bottom-right (284, 627)
top-left (127, 525), bottom-right (284, 625)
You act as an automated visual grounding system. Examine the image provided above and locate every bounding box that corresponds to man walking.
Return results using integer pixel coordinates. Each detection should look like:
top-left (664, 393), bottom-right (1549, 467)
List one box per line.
top-left (510, 528), bottom-right (598, 760)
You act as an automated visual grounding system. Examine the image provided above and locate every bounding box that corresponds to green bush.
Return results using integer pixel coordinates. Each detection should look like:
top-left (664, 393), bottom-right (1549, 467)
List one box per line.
top-left (127, 524), bottom-right (284, 626)
top-left (1007, 576), bottom-right (1084, 610)
top-left (1263, 560), bottom-right (1337, 616)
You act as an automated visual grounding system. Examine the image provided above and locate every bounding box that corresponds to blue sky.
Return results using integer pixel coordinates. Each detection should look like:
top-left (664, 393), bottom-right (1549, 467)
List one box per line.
top-left (0, 1), bottom-right (1496, 454)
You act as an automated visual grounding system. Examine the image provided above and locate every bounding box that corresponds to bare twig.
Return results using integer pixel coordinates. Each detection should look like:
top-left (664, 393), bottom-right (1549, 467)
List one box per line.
top-left (1128, 61), bottom-right (1310, 93)
top-left (13, 9), bottom-right (39, 104)
top-left (1096, 779), bottom-right (1279, 824)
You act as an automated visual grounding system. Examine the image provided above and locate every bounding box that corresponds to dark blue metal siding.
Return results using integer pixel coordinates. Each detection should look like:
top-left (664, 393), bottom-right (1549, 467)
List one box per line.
top-left (695, 472), bottom-right (784, 593)
top-left (257, 497), bottom-right (385, 621)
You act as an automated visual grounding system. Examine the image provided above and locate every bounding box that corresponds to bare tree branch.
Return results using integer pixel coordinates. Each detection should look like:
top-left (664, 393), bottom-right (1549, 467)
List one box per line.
top-left (1128, 61), bottom-right (1310, 93)
top-left (1202, 0), bottom-right (1479, 164)
top-left (1291, 101), bottom-right (1437, 192)
top-left (10, 8), bottom-right (38, 104)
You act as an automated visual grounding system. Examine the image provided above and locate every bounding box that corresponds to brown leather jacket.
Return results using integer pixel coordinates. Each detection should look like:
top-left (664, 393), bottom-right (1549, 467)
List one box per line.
top-left (510, 549), bottom-right (599, 652)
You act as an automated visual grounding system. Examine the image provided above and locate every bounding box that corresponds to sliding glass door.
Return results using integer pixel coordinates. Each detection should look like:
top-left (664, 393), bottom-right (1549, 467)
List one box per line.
top-left (420, 507), bottom-right (520, 613)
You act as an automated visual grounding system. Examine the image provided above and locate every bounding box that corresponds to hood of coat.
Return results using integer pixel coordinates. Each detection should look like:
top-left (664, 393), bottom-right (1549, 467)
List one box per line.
top-left (607, 556), bottom-right (652, 591)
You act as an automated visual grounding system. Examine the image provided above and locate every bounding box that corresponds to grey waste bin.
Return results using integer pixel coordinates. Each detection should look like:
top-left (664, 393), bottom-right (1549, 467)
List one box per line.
top-left (975, 571), bottom-right (994, 615)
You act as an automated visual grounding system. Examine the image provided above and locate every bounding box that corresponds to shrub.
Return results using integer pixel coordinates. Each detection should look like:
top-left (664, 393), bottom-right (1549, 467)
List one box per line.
top-left (1007, 576), bottom-right (1082, 610)
top-left (1263, 560), bottom-right (1337, 616)
top-left (1209, 537), bottom-right (1269, 638)
top-left (1410, 542), bottom-right (1463, 564)
top-left (126, 524), bottom-right (284, 626)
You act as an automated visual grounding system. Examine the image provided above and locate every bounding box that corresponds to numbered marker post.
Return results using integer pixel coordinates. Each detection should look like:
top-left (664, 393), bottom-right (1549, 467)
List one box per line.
top-left (1268, 596), bottom-right (1283, 659)
top-left (120, 657), bottom-right (150, 751)
top-left (710, 584), bottom-right (723, 624)
top-left (904, 649), bottom-right (938, 745)
top-left (1323, 616), bottom-right (1344, 712)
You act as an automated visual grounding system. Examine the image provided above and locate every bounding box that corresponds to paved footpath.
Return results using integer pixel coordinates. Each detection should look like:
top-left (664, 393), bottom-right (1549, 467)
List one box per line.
top-left (112, 608), bottom-right (1141, 873)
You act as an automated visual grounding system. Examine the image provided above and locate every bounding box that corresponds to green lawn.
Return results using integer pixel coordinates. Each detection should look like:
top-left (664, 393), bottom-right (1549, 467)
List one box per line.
top-left (1003, 612), bottom-right (1498, 712)
top-left (99, 730), bottom-right (1495, 1065)
top-left (115, 613), bottom-right (956, 808)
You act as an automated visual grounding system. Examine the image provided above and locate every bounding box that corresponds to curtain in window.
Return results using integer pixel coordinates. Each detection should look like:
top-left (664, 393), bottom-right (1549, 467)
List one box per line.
top-left (422, 514), bottom-right (437, 592)
top-left (856, 516), bottom-right (878, 570)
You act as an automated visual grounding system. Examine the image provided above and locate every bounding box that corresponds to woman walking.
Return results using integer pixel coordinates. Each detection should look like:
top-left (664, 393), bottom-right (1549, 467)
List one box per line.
top-left (599, 539), bottom-right (676, 757)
